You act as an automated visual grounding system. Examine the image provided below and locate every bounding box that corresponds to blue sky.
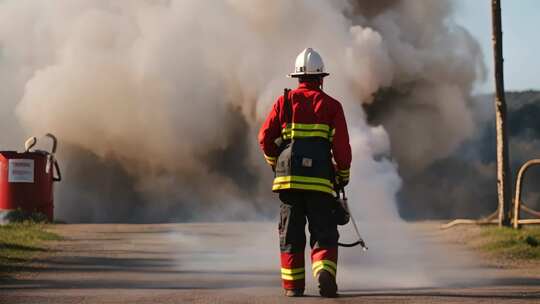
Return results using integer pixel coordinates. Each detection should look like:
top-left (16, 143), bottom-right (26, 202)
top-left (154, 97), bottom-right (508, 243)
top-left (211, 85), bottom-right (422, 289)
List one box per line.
top-left (455, 0), bottom-right (540, 93)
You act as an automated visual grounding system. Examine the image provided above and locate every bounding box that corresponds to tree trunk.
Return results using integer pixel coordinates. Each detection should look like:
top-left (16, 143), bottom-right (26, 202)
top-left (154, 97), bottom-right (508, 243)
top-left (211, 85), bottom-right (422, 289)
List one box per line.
top-left (491, 0), bottom-right (511, 227)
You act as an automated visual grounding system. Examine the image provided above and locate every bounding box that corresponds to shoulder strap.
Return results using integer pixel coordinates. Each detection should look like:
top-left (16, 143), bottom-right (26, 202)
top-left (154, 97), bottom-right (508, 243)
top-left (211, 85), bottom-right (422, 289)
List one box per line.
top-left (283, 88), bottom-right (292, 124)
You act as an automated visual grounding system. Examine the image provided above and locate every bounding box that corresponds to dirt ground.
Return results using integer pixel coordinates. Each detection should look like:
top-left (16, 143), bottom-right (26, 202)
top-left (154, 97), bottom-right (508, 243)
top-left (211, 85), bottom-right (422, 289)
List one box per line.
top-left (0, 222), bottom-right (539, 303)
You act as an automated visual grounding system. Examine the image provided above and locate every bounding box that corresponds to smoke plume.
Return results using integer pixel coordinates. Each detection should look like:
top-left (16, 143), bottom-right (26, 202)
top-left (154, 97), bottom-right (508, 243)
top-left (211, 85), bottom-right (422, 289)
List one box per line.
top-left (400, 91), bottom-right (540, 219)
top-left (0, 0), bottom-right (485, 222)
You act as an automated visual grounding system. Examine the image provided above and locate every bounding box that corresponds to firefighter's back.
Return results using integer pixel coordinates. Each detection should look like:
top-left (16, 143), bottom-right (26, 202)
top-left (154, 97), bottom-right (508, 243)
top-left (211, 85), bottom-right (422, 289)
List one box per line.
top-left (272, 82), bottom-right (338, 196)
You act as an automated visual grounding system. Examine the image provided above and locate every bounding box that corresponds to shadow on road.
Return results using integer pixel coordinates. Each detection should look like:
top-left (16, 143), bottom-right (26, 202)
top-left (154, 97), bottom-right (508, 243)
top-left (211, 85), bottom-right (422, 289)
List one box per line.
top-left (340, 290), bottom-right (540, 300)
top-left (1, 254), bottom-right (279, 291)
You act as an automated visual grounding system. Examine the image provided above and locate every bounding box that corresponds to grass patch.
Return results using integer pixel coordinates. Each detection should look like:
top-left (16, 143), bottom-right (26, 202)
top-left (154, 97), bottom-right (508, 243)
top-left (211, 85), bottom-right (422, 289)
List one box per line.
top-left (0, 222), bottom-right (61, 272)
top-left (480, 226), bottom-right (540, 260)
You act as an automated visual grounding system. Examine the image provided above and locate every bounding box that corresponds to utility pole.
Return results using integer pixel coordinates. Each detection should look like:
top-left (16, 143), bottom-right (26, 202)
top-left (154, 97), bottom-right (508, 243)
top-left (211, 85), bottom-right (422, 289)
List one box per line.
top-left (492, 0), bottom-right (511, 227)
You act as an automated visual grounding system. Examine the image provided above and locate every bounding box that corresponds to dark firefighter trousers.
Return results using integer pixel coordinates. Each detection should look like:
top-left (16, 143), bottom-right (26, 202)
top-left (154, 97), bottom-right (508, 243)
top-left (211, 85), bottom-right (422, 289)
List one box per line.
top-left (278, 190), bottom-right (339, 290)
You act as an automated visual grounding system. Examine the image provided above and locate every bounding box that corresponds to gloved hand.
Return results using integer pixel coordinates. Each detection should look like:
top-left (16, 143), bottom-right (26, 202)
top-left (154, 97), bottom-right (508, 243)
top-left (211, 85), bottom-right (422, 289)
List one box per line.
top-left (335, 168), bottom-right (350, 188)
top-left (335, 175), bottom-right (349, 188)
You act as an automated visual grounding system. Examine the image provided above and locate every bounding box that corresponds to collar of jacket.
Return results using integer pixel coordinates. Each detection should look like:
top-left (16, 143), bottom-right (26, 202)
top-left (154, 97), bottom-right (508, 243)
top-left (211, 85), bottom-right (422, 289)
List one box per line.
top-left (298, 81), bottom-right (322, 90)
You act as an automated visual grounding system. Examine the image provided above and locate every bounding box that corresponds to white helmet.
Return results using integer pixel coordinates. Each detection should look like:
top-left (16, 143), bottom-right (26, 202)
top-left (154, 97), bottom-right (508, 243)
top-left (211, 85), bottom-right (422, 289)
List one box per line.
top-left (288, 48), bottom-right (329, 78)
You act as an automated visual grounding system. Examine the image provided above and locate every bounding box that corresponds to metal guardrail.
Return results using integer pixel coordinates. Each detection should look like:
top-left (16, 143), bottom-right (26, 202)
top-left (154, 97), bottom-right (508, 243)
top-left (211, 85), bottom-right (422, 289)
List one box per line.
top-left (512, 159), bottom-right (540, 229)
top-left (442, 159), bottom-right (540, 230)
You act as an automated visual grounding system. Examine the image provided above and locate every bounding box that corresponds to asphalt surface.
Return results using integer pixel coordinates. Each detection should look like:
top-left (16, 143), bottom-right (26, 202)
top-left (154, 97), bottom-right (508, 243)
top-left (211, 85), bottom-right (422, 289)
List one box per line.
top-left (1, 222), bottom-right (539, 303)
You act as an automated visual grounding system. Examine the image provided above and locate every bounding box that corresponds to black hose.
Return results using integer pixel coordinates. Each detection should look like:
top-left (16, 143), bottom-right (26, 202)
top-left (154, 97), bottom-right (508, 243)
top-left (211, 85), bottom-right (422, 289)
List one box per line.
top-left (338, 241), bottom-right (362, 247)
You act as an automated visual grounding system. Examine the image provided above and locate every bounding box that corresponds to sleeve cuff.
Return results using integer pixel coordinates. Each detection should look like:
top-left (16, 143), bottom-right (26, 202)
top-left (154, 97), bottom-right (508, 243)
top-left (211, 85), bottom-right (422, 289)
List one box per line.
top-left (264, 154), bottom-right (277, 166)
top-left (337, 168), bottom-right (350, 181)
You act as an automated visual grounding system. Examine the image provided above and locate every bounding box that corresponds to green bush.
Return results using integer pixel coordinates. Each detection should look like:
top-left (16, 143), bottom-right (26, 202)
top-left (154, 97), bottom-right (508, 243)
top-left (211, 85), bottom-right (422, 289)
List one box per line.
top-left (524, 235), bottom-right (539, 247)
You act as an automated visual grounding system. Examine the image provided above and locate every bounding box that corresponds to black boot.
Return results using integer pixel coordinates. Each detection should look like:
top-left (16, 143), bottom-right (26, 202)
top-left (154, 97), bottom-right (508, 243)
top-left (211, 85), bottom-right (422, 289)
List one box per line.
top-left (317, 270), bottom-right (337, 298)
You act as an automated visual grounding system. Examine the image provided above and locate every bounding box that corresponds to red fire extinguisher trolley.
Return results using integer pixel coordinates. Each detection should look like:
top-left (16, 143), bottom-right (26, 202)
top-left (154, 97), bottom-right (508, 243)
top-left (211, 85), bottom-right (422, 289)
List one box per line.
top-left (0, 134), bottom-right (61, 222)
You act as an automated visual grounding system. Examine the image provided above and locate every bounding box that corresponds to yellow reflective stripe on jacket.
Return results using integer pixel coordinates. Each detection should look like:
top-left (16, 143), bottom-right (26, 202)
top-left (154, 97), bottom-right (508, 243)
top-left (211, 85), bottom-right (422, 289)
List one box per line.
top-left (281, 123), bottom-right (332, 140)
top-left (273, 182), bottom-right (335, 195)
top-left (286, 123), bottom-right (330, 132)
top-left (274, 176), bottom-right (333, 188)
top-left (312, 260), bottom-right (337, 277)
top-left (273, 176), bottom-right (335, 195)
top-left (282, 130), bottom-right (330, 140)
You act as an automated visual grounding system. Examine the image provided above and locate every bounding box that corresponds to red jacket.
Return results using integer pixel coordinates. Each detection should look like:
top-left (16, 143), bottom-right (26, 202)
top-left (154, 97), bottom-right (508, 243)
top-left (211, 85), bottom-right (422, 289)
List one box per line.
top-left (258, 81), bottom-right (351, 183)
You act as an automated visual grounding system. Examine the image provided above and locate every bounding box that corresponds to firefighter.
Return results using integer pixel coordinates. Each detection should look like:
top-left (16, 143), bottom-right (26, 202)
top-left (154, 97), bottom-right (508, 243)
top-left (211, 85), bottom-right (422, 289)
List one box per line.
top-left (258, 48), bottom-right (351, 298)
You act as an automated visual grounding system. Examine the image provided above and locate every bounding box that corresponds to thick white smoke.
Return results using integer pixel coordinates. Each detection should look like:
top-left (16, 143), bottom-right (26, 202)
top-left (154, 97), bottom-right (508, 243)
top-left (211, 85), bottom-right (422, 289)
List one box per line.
top-left (0, 0), bottom-right (483, 223)
top-left (0, 0), bottom-right (488, 290)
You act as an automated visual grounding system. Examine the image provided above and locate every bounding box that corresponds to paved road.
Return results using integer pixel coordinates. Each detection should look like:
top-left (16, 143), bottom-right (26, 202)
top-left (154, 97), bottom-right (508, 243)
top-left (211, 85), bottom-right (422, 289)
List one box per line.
top-left (1, 222), bottom-right (539, 303)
